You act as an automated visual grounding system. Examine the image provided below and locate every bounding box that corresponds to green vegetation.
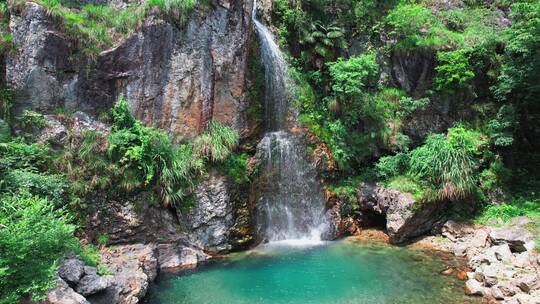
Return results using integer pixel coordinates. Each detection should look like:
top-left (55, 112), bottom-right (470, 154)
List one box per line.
top-left (271, 0), bottom-right (540, 233)
top-left (0, 2), bottom-right (13, 56)
top-left (434, 49), bottom-right (475, 93)
top-left (0, 195), bottom-right (97, 303)
top-left (373, 126), bottom-right (488, 203)
top-left (0, 0), bottom-right (539, 299)
top-left (108, 95), bottom-right (239, 207)
top-left (10, 0), bottom-right (201, 55)
top-left (0, 91), bottom-right (240, 302)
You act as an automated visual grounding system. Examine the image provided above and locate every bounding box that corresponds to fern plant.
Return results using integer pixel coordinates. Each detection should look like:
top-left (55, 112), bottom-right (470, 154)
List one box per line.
top-left (299, 21), bottom-right (347, 66)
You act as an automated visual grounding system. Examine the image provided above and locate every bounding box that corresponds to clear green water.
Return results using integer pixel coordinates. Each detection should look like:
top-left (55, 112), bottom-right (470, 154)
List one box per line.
top-left (143, 240), bottom-right (475, 304)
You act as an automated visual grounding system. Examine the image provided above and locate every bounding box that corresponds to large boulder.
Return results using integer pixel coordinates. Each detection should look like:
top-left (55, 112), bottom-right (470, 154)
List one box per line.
top-left (355, 183), bottom-right (449, 243)
top-left (74, 273), bottom-right (112, 297)
top-left (58, 258), bottom-right (86, 286)
top-left (156, 243), bottom-right (210, 270)
top-left (47, 278), bottom-right (90, 304)
top-left (101, 244), bottom-right (158, 304)
top-left (489, 227), bottom-right (535, 252)
top-left (50, 261), bottom-right (120, 304)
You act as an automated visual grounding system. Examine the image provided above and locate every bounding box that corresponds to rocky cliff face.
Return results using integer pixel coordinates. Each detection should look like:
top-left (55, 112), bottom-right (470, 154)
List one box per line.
top-left (7, 0), bottom-right (253, 139)
top-left (5, 1), bottom-right (257, 302)
top-left (7, 0), bottom-right (256, 247)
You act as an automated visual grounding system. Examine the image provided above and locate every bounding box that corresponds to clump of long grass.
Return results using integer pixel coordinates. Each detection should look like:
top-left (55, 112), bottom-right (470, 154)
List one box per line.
top-left (408, 127), bottom-right (485, 202)
top-left (19, 0), bottom-right (200, 55)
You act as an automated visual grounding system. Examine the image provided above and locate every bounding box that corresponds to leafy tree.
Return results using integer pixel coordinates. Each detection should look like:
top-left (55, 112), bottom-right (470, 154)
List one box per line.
top-left (486, 104), bottom-right (517, 147)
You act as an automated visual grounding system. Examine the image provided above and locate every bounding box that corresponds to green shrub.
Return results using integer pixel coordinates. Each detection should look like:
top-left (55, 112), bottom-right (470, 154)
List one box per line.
top-left (479, 159), bottom-right (511, 193)
top-left (386, 175), bottom-right (422, 199)
top-left (219, 153), bottom-right (252, 184)
top-left (486, 104), bottom-right (517, 147)
top-left (375, 152), bottom-right (409, 179)
top-left (192, 121), bottom-right (239, 162)
top-left (146, 0), bottom-right (197, 23)
top-left (434, 48), bottom-right (475, 93)
top-left (477, 198), bottom-right (540, 224)
top-left (0, 195), bottom-right (84, 303)
top-left (108, 95), bottom-right (239, 207)
top-left (31, 0), bottom-right (200, 54)
top-left (0, 140), bottom-right (51, 175)
top-left (2, 169), bottom-right (68, 206)
top-left (19, 110), bottom-right (48, 130)
top-left (0, 119), bottom-right (10, 143)
top-left (493, 2), bottom-right (540, 105)
top-left (0, 88), bottom-right (14, 122)
top-left (329, 176), bottom-right (363, 205)
top-left (409, 127), bottom-right (486, 201)
top-left (54, 130), bottom-right (113, 211)
top-left (328, 53), bottom-right (379, 97)
top-left (385, 2), bottom-right (455, 49)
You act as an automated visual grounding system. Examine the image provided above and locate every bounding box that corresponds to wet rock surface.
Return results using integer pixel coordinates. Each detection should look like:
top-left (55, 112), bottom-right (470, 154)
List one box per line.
top-left (156, 242), bottom-right (210, 270)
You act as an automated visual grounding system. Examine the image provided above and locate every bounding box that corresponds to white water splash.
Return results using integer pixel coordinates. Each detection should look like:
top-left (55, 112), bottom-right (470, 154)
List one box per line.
top-left (252, 4), bottom-right (329, 244)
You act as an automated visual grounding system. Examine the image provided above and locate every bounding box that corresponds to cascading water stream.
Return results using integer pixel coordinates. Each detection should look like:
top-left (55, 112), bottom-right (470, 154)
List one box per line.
top-left (252, 1), bottom-right (329, 244)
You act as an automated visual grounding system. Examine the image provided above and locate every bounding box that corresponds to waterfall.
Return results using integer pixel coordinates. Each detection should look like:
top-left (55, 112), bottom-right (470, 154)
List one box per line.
top-left (252, 1), bottom-right (329, 243)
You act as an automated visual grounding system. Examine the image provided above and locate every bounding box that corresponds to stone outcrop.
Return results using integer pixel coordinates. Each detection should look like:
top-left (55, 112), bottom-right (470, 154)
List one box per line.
top-left (7, 0), bottom-right (253, 140)
top-left (48, 242), bottom-right (212, 304)
top-left (179, 170), bottom-right (237, 253)
top-left (390, 49), bottom-right (436, 95)
top-left (7, 2), bottom-right (75, 114)
top-left (47, 278), bottom-right (91, 304)
top-left (156, 242), bottom-right (210, 270)
top-left (87, 191), bottom-right (185, 245)
top-left (52, 258), bottom-right (119, 304)
top-left (353, 183), bottom-right (449, 243)
top-left (489, 227), bottom-right (535, 253)
top-left (6, 0), bottom-right (257, 255)
top-left (101, 244), bottom-right (158, 304)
